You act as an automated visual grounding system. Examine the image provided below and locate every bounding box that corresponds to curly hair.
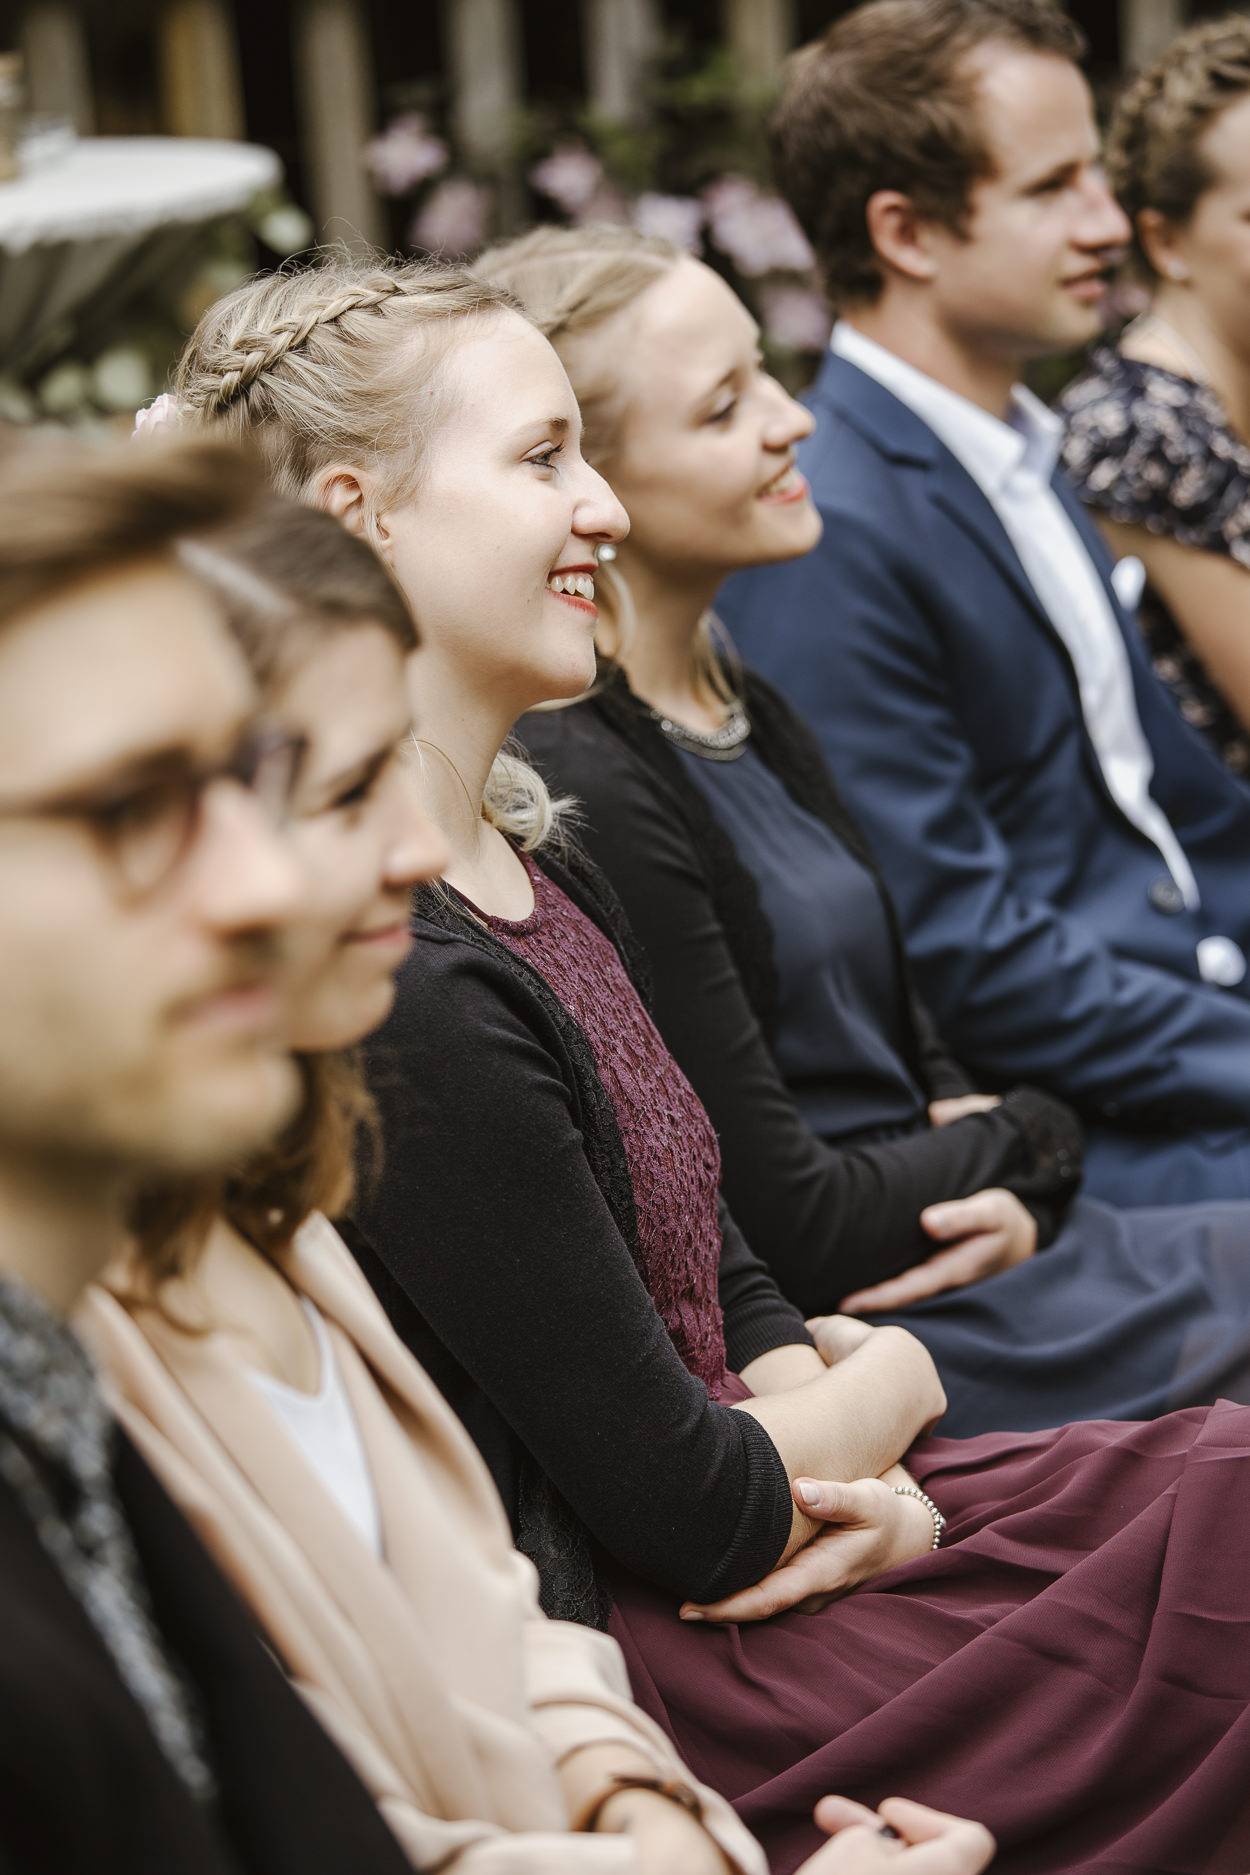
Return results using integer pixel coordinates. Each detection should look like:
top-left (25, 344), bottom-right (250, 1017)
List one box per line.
top-left (1108, 13), bottom-right (1250, 277)
top-left (772, 0), bottom-right (1085, 309)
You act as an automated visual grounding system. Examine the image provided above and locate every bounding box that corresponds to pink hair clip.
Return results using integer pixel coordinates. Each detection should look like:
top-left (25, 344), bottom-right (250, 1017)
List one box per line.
top-left (132, 393), bottom-right (182, 439)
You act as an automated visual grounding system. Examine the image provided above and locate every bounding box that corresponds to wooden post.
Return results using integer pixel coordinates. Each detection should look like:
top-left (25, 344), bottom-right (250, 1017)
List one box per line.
top-left (18, 0), bottom-right (93, 134)
top-left (293, 0), bottom-right (384, 253)
top-left (443, 0), bottom-right (523, 166)
top-left (722, 0), bottom-right (795, 86)
top-left (582, 0), bottom-right (661, 125)
top-left (1118, 0), bottom-right (1186, 69)
top-left (158, 0), bottom-right (245, 140)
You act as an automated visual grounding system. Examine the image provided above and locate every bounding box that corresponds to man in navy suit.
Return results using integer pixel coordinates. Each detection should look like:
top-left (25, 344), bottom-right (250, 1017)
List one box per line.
top-left (719, 0), bottom-right (1250, 1206)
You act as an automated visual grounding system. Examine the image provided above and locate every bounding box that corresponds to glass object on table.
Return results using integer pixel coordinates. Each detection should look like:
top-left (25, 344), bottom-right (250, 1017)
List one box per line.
top-left (18, 116), bottom-right (77, 177)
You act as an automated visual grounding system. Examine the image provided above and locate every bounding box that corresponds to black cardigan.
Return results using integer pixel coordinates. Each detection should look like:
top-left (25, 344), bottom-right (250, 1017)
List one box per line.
top-left (0, 1431), bottom-right (413, 1875)
top-left (348, 843), bottom-right (807, 1629)
top-left (518, 667), bottom-right (1083, 1317)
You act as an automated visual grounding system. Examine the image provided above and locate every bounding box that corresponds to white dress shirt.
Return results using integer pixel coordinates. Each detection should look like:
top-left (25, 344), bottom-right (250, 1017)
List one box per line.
top-left (832, 321), bottom-right (1203, 918)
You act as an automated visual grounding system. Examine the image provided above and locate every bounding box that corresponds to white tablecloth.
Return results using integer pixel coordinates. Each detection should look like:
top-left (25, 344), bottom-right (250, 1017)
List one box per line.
top-left (0, 137), bottom-right (281, 371)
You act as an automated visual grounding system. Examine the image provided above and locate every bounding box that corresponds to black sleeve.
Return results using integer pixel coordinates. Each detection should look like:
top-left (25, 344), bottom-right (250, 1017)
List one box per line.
top-left (527, 718), bottom-right (1081, 1318)
top-left (911, 1003), bottom-right (977, 1100)
top-left (717, 1198), bottom-right (813, 1370)
top-left (353, 932), bottom-right (793, 1604)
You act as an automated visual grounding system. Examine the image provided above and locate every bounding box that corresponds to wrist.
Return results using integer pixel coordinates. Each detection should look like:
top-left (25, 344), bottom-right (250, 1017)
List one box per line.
top-left (572, 1772), bottom-right (704, 1835)
top-left (892, 1481), bottom-right (946, 1550)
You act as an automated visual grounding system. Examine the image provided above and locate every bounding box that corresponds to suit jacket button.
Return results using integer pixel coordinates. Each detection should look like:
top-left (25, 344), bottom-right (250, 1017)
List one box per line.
top-left (1148, 877), bottom-right (1185, 914)
top-left (1197, 935), bottom-right (1247, 987)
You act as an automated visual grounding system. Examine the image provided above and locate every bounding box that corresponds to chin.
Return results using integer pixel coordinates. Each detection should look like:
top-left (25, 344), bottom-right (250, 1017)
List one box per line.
top-left (292, 981), bottom-right (396, 1053)
top-left (1040, 305), bottom-right (1103, 354)
top-left (532, 655), bottom-right (598, 707)
top-left (740, 504), bottom-right (823, 571)
top-left (132, 1055), bottom-right (302, 1174)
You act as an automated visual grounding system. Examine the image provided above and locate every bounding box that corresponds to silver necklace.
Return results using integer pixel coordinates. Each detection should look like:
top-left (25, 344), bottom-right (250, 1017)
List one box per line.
top-left (647, 699), bottom-right (751, 761)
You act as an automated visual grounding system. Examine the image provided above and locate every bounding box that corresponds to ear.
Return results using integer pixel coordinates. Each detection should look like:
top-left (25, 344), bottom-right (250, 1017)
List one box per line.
top-left (307, 463), bottom-right (379, 544)
top-left (864, 189), bottom-right (940, 286)
top-left (1136, 207), bottom-right (1186, 284)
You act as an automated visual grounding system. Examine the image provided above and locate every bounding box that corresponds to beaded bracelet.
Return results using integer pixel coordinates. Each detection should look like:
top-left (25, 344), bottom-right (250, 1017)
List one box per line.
top-left (893, 1483), bottom-right (947, 1549)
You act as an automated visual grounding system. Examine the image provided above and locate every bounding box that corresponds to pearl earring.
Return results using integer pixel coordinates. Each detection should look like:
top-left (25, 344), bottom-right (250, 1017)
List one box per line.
top-left (1168, 261), bottom-right (1190, 281)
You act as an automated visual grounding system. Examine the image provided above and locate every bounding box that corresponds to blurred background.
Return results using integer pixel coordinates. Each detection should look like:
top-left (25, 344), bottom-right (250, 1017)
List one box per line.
top-left (0, 0), bottom-right (1232, 425)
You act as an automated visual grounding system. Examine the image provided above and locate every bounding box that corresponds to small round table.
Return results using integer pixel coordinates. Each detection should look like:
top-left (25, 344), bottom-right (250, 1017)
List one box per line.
top-left (0, 137), bottom-right (281, 372)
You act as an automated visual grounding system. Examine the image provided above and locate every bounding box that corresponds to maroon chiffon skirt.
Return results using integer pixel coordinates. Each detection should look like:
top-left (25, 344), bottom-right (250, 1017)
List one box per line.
top-left (608, 1395), bottom-right (1250, 1874)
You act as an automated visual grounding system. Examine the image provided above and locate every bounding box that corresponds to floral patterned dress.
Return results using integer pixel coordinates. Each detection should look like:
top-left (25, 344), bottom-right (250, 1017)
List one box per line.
top-left (1059, 344), bottom-right (1250, 775)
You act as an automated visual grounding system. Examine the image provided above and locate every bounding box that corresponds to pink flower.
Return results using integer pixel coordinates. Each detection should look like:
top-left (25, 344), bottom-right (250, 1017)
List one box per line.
top-left (529, 141), bottom-right (604, 214)
top-left (703, 176), bottom-right (814, 277)
top-left (700, 174), bottom-right (759, 219)
top-left (571, 183), bottom-right (632, 228)
top-left (366, 114), bottom-right (449, 196)
top-left (632, 192), bottom-right (705, 252)
top-left (760, 284), bottom-right (832, 353)
top-left (132, 393), bottom-right (181, 439)
top-left (409, 178), bottom-right (492, 257)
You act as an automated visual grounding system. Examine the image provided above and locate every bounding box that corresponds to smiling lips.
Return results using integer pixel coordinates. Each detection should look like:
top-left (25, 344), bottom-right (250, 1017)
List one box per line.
top-left (344, 918), bottom-right (413, 958)
top-left (547, 564), bottom-right (597, 618)
top-left (1062, 268), bottom-right (1110, 302)
top-left (758, 462), bottom-right (809, 505)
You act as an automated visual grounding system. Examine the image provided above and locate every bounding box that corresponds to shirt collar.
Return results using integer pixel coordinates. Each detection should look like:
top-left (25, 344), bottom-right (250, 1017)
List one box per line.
top-left (831, 322), bottom-right (1062, 495)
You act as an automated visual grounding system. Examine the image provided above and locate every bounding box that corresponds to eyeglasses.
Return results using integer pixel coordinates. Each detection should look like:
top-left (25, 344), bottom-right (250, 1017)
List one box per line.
top-left (0, 720), bottom-right (304, 900)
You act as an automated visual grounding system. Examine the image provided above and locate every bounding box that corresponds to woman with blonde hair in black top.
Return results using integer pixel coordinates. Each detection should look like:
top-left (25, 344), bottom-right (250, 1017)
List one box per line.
top-left (478, 220), bottom-right (1250, 1436)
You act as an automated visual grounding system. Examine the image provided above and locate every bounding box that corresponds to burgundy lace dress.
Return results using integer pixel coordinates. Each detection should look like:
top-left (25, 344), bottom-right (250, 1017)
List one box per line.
top-left (476, 853), bottom-right (728, 1395)
top-left (481, 856), bottom-right (1250, 1875)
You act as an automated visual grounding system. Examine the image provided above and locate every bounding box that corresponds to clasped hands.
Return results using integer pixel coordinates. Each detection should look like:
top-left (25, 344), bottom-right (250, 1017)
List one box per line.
top-left (684, 1315), bottom-right (940, 1624)
top-left (679, 1466), bottom-right (936, 1623)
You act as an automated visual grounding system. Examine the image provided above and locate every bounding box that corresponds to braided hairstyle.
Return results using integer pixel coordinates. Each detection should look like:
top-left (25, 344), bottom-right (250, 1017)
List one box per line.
top-left (177, 255), bottom-right (568, 850)
top-left (176, 257), bottom-right (520, 504)
top-left (1108, 14), bottom-right (1250, 278)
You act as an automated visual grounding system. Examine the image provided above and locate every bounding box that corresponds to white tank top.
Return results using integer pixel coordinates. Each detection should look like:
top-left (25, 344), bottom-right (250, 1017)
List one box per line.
top-left (248, 1297), bottom-right (383, 1557)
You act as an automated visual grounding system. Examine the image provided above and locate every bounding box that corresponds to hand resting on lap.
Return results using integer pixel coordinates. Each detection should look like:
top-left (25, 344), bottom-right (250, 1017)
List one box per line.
top-left (804, 1798), bottom-right (995, 1874)
top-left (840, 1190), bottom-right (1037, 1315)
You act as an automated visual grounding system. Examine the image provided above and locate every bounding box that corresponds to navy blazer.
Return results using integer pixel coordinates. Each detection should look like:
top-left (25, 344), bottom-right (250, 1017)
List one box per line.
top-left (718, 350), bottom-right (1250, 1129)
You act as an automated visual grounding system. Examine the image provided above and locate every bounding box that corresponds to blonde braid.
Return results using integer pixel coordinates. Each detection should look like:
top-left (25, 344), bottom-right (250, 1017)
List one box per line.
top-left (176, 259), bottom-right (521, 494)
top-left (193, 279), bottom-right (413, 415)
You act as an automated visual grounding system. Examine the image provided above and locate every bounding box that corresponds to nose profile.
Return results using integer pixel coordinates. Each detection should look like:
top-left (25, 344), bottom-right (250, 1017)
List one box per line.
top-left (764, 375), bottom-right (816, 448)
top-left (1080, 166), bottom-right (1132, 252)
top-left (577, 461), bottom-right (630, 548)
top-left (194, 780), bottom-right (304, 933)
top-left (387, 773), bottom-right (450, 892)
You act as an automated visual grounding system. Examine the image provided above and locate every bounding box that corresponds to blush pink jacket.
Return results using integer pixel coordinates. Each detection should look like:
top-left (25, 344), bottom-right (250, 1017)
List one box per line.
top-left (78, 1213), bottom-right (764, 1875)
